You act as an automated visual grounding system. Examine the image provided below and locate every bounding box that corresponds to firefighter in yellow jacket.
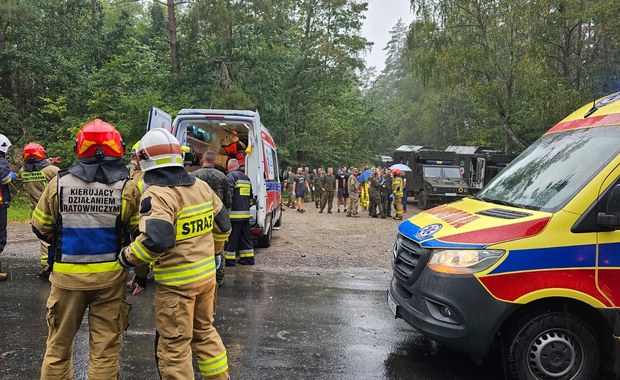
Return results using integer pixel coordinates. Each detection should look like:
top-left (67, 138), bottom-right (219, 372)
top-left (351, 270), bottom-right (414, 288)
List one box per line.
top-left (31, 120), bottom-right (140, 380)
top-left (117, 128), bottom-right (232, 380)
top-left (392, 169), bottom-right (404, 220)
top-left (19, 142), bottom-right (60, 277)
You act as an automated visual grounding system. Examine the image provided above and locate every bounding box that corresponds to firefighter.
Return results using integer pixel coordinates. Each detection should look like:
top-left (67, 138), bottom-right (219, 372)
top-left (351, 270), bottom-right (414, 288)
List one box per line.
top-left (219, 130), bottom-right (247, 170)
top-left (193, 150), bottom-right (232, 286)
top-left (129, 141), bottom-right (146, 193)
top-left (117, 128), bottom-right (231, 379)
top-left (392, 169), bottom-right (404, 220)
top-left (0, 133), bottom-right (16, 282)
top-left (223, 158), bottom-right (254, 266)
top-left (19, 142), bottom-right (60, 277)
top-left (31, 120), bottom-right (140, 379)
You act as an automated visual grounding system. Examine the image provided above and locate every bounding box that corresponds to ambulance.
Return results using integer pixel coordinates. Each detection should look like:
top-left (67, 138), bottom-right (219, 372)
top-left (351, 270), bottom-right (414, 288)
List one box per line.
top-left (387, 93), bottom-right (620, 380)
top-left (167, 109), bottom-right (282, 248)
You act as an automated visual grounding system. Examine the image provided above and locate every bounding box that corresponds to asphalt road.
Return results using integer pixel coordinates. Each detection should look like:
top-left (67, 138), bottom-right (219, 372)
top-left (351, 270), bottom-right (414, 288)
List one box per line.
top-left (0, 213), bottom-right (504, 380)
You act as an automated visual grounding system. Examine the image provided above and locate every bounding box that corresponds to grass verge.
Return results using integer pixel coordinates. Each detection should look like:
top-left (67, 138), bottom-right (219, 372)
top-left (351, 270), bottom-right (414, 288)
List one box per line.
top-left (8, 202), bottom-right (32, 222)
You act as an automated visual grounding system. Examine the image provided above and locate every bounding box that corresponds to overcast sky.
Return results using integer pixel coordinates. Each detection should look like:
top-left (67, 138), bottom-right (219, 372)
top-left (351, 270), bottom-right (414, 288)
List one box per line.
top-left (361, 0), bottom-right (414, 72)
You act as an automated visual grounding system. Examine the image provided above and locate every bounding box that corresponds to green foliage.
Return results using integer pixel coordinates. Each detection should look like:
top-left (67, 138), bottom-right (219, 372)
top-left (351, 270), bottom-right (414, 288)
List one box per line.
top-left (7, 202), bottom-right (31, 222)
top-left (4, 0), bottom-right (615, 170)
top-left (368, 0), bottom-right (620, 154)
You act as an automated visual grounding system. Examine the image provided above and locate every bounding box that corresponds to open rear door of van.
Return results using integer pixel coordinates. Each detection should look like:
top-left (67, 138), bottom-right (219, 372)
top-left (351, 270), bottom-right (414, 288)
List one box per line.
top-left (147, 107), bottom-right (172, 133)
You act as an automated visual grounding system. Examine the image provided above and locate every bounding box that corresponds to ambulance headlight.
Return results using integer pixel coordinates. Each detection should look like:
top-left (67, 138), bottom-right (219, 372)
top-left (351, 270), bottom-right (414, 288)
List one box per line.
top-left (428, 249), bottom-right (504, 274)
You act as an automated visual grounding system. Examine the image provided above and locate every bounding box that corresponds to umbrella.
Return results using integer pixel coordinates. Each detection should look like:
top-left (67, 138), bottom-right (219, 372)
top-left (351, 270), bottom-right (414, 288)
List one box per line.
top-left (390, 163), bottom-right (412, 172)
top-left (358, 169), bottom-right (372, 183)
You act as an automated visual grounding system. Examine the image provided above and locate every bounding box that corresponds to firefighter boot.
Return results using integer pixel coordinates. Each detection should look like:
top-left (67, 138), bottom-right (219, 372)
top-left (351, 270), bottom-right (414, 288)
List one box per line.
top-left (0, 261), bottom-right (7, 281)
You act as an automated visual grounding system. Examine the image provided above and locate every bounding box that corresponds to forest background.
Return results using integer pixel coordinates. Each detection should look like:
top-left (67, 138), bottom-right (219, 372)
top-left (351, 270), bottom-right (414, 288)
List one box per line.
top-left (1, 0), bottom-right (620, 169)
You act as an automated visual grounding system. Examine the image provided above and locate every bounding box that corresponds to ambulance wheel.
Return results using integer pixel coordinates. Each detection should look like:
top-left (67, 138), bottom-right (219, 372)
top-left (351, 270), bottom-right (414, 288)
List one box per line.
top-left (274, 208), bottom-right (282, 227)
top-left (417, 191), bottom-right (430, 210)
top-left (257, 215), bottom-right (273, 248)
top-left (506, 312), bottom-right (599, 380)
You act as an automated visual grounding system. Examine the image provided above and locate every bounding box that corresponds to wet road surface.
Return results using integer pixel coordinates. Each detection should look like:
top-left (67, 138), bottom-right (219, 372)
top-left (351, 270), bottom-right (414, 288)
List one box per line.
top-left (0, 257), bottom-right (503, 380)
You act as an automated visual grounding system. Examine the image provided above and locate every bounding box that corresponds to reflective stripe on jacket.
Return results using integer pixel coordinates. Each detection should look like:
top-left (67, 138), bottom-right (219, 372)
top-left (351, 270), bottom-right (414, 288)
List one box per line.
top-left (227, 170), bottom-right (252, 221)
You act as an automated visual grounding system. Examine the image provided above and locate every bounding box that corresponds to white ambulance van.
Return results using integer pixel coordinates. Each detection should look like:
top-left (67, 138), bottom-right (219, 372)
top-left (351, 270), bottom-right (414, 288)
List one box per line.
top-left (168, 109), bottom-right (282, 248)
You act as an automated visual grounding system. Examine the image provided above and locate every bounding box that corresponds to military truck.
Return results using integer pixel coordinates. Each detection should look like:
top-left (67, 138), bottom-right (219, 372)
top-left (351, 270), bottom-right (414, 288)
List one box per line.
top-left (393, 145), bottom-right (469, 210)
top-left (446, 146), bottom-right (516, 192)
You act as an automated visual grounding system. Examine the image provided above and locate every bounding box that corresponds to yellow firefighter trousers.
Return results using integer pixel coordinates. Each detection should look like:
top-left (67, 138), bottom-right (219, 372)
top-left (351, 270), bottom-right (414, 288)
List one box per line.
top-left (155, 276), bottom-right (229, 380)
top-left (40, 240), bottom-right (49, 271)
top-left (394, 196), bottom-right (403, 218)
top-left (41, 281), bottom-right (131, 380)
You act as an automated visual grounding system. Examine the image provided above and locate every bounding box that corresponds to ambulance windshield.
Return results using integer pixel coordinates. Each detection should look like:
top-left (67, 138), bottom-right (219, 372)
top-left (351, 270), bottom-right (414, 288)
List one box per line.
top-left (477, 126), bottom-right (620, 212)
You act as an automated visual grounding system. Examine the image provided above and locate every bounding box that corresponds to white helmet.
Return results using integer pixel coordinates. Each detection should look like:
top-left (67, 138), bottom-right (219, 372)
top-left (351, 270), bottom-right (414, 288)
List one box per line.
top-left (137, 128), bottom-right (184, 172)
top-left (0, 134), bottom-right (11, 153)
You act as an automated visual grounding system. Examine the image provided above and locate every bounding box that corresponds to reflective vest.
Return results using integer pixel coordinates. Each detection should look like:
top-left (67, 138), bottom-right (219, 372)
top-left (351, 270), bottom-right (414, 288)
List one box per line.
top-left (227, 170), bottom-right (252, 221)
top-left (393, 177), bottom-right (404, 197)
top-left (55, 174), bottom-right (125, 273)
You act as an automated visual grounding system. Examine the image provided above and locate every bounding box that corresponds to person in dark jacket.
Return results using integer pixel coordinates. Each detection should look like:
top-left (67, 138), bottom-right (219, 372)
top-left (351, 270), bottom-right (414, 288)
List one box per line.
top-left (224, 159), bottom-right (254, 266)
top-left (0, 133), bottom-right (16, 281)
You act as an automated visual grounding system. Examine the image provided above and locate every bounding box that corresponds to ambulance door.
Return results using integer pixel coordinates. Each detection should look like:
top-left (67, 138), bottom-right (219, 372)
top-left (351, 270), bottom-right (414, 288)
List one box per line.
top-left (246, 112), bottom-right (266, 230)
top-left (595, 163), bottom-right (620, 310)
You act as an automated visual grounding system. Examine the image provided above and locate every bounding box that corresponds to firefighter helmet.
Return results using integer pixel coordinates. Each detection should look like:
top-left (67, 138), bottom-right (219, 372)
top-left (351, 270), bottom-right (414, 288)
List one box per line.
top-left (0, 134), bottom-right (11, 153)
top-left (392, 168), bottom-right (401, 176)
top-left (137, 128), bottom-right (183, 172)
top-left (23, 142), bottom-right (47, 160)
top-left (75, 119), bottom-right (125, 159)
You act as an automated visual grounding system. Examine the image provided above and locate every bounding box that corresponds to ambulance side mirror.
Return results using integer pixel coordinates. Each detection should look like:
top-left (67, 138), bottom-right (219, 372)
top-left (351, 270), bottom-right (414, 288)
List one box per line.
top-left (598, 184), bottom-right (620, 230)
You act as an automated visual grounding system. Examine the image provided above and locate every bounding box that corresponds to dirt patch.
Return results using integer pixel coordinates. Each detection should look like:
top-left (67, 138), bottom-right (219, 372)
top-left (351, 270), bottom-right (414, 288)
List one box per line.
top-left (5, 201), bottom-right (422, 272)
top-left (257, 200), bottom-right (421, 272)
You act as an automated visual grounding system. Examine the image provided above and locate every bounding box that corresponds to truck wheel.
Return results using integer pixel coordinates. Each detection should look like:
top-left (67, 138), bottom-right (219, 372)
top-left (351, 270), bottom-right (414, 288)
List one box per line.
top-left (257, 215), bottom-right (273, 248)
top-left (418, 191), bottom-right (430, 210)
top-left (506, 312), bottom-right (599, 380)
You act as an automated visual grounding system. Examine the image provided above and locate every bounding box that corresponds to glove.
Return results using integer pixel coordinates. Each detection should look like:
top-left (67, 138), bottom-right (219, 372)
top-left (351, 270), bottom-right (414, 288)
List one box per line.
top-left (389, 194), bottom-right (394, 199)
top-left (134, 275), bottom-right (147, 289)
top-left (215, 253), bottom-right (222, 270)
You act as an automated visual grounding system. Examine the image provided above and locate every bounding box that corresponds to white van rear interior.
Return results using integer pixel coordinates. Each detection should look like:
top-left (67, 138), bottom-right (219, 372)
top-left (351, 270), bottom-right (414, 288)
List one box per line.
top-left (177, 119), bottom-right (250, 169)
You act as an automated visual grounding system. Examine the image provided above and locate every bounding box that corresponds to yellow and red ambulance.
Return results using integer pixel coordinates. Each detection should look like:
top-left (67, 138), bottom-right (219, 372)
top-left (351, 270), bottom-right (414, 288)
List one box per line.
top-left (388, 93), bottom-right (620, 380)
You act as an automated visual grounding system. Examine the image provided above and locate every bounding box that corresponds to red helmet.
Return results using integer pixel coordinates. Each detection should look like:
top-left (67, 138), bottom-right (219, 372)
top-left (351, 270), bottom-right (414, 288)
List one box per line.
top-left (23, 142), bottom-right (46, 160)
top-left (75, 119), bottom-right (125, 159)
top-left (392, 168), bottom-right (401, 176)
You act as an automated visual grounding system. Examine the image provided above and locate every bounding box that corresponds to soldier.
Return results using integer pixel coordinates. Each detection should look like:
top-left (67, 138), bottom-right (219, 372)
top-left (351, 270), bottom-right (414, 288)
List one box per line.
top-left (392, 169), bottom-right (404, 220)
top-left (313, 167), bottom-right (324, 208)
top-left (0, 133), bottom-right (16, 282)
top-left (224, 158), bottom-right (254, 266)
top-left (303, 166), bottom-right (311, 202)
top-left (193, 150), bottom-right (232, 287)
top-left (368, 169), bottom-right (383, 218)
top-left (19, 142), bottom-right (60, 278)
top-left (320, 167), bottom-right (337, 214)
top-left (32, 120), bottom-right (140, 379)
top-left (378, 168), bottom-right (389, 219)
top-left (346, 167), bottom-right (360, 217)
top-left (309, 168), bottom-right (317, 203)
top-left (385, 169), bottom-right (394, 218)
top-left (118, 128), bottom-right (231, 379)
top-left (284, 166), bottom-right (295, 209)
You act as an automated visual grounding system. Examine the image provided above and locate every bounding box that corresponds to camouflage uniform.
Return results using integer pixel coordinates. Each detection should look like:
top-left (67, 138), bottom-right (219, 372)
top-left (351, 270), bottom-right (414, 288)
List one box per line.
top-left (368, 176), bottom-right (383, 217)
top-left (193, 164), bottom-right (232, 286)
top-left (320, 174), bottom-right (337, 213)
top-left (347, 173), bottom-right (359, 217)
top-left (313, 172), bottom-right (323, 208)
top-left (285, 170), bottom-right (295, 208)
top-left (385, 175), bottom-right (394, 217)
